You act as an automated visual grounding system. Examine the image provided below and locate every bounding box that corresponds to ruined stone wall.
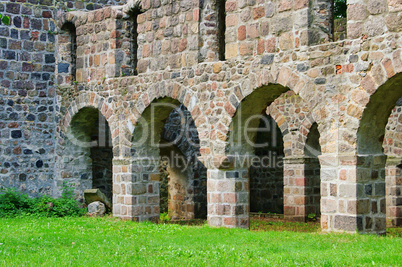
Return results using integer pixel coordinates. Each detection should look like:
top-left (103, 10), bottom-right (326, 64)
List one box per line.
top-left (0, 1), bottom-right (58, 195)
top-left (0, 0), bottom-right (400, 234)
top-left (133, 0), bottom-right (200, 73)
top-left (347, 0), bottom-right (401, 39)
top-left (0, 0), bottom-right (123, 196)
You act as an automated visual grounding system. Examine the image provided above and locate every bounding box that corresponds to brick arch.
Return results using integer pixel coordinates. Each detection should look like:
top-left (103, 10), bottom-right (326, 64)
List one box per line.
top-left (223, 66), bottom-right (318, 121)
top-left (218, 65), bottom-right (322, 155)
top-left (119, 82), bottom-right (210, 158)
top-left (344, 52), bottom-right (402, 140)
top-left (59, 92), bottom-right (118, 149)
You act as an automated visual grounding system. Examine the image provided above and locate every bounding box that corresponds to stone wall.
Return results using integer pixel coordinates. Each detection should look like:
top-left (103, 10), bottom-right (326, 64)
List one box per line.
top-left (0, 1), bottom-right (57, 195)
top-left (347, 0), bottom-right (402, 39)
top-left (61, 0), bottom-right (128, 11)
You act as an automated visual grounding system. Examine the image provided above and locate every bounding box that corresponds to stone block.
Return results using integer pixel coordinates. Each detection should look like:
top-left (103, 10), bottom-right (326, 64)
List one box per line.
top-left (84, 189), bottom-right (112, 210)
top-left (334, 215), bottom-right (363, 231)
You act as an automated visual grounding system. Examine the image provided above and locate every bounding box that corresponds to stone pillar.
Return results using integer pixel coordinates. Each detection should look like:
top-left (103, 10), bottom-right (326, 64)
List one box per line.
top-left (386, 156), bottom-right (402, 227)
top-left (207, 169), bottom-right (249, 228)
top-left (319, 154), bottom-right (360, 233)
top-left (112, 158), bottom-right (133, 220)
top-left (319, 154), bottom-right (387, 234)
top-left (112, 158), bottom-right (160, 222)
top-left (356, 154), bottom-right (387, 234)
top-left (283, 156), bottom-right (321, 222)
top-left (283, 157), bottom-right (308, 221)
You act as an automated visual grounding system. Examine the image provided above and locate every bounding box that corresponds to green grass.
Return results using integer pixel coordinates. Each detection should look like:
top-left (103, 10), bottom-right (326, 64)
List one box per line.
top-left (0, 217), bottom-right (400, 266)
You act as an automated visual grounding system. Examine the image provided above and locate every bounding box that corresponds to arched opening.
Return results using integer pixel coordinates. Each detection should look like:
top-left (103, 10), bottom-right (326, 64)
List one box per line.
top-left (249, 114), bottom-right (284, 214)
top-left (58, 107), bottom-right (113, 203)
top-left (58, 22), bottom-right (77, 84)
top-left (357, 73), bottom-right (402, 233)
top-left (220, 85), bottom-right (288, 227)
top-left (131, 98), bottom-right (207, 222)
top-left (304, 122), bottom-right (322, 219)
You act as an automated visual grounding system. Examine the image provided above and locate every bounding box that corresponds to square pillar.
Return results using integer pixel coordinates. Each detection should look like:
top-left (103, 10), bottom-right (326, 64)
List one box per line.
top-left (112, 158), bottom-right (160, 222)
top-left (283, 157), bottom-right (308, 221)
top-left (319, 154), bottom-right (387, 234)
top-left (207, 169), bottom-right (249, 228)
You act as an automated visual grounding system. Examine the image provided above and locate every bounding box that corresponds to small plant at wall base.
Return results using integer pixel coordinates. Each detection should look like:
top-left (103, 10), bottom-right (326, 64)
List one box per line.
top-left (160, 212), bottom-right (171, 223)
top-left (307, 213), bottom-right (317, 222)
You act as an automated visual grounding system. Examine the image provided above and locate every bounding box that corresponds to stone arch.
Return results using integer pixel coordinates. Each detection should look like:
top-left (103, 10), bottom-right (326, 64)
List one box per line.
top-left (225, 84), bottom-right (290, 157)
top-left (59, 92), bottom-right (116, 140)
top-left (55, 92), bottom-right (116, 205)
top-left (357, 73), bottom-right (402, 154)
top-left (218, 66), bottom-right (322, 156)
top-left (265, 91), bottom-right (323, 221)
top-left (208, 82), bottom-right (298, 228)
top-left (266, 90), bottom-right (318, 157)
top-left (119, 83), bottom-right (209, 159)
top-left (115, 89), bottom-right (208, 222)
top-left (55, 92), bottom-right (117, 200)
top-left (356, 72), bottom-right (402, 233)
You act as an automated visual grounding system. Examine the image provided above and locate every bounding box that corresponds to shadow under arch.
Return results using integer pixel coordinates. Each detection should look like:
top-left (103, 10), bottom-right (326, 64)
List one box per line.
top-left (56, 106), bottom-right (113, 204)
top-left (303, 122), bottom-right (322, 219)
top-left (356, 73), bottom-right (402, 233)
top-left (226, 84), bottom-right (289, 156)
top-left (129, 97), bottom-right (207, 222)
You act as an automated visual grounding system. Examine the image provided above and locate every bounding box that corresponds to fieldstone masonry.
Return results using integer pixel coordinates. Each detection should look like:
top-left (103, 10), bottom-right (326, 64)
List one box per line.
top-left (0, 0), bottom-right (401, 235)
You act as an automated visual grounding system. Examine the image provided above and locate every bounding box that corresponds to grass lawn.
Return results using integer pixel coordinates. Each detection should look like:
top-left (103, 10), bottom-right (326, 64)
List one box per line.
top-left (0, 217), bottom-right (401, 266)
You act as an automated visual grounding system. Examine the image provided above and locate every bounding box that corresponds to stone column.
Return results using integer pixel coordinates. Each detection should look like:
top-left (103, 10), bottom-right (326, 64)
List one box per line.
top-left (355, 154), bottom-right (387, 234)
top-left (207, 168), bottom-right (249, 228)
top-left (112, 158), bottom-right (133, 220)
top-left (283, 157), bottom-right (308, 221)
top-left (112, 157), bottom-right (160, 222)
top-left (386, 156), bottom-right (402, 227)
top-left (319, 154), bottom-right (387, 234)
top-left (283, 156), bottom-right (321, 222)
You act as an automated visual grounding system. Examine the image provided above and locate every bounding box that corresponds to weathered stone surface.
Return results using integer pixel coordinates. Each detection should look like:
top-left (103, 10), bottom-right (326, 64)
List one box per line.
top-left (88, 201), bottom-right (106, 216)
